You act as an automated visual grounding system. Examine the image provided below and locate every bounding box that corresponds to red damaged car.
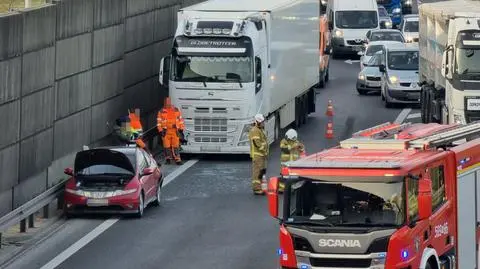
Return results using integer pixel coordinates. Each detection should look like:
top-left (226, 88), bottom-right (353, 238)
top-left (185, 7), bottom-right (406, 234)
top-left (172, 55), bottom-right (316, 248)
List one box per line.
top-left (63, 146), bottom-right (163, 218)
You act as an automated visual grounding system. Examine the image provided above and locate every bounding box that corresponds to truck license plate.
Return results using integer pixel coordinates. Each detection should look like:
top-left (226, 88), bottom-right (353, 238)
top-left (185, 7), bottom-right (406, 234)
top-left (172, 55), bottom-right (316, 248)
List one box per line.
top-left (467, 98), bottom-right (480, 111)
top-left (87, 199), bottom-right (108, 207)
top-left (200, 146), bottom-right (220, 152)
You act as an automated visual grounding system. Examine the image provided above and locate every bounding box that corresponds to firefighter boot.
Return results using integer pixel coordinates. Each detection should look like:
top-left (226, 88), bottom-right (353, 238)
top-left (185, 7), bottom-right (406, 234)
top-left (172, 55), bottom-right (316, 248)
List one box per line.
top-left (173, 148), bottom-right (183, 165)
top-left (164, 149), bottom-right (171, 165)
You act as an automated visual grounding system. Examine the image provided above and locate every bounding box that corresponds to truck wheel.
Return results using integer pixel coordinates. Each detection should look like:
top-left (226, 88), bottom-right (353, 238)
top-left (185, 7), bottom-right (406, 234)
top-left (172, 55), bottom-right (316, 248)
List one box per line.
top-left (301, 97), bottom-right (308, 124)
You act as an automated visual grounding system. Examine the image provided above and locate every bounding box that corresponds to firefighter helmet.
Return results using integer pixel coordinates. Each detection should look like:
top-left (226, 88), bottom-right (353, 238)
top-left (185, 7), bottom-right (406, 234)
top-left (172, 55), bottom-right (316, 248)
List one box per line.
top-left (254, 114), bottom-right (265, 123)
top-left (285, 129), bottom-right (297, 140)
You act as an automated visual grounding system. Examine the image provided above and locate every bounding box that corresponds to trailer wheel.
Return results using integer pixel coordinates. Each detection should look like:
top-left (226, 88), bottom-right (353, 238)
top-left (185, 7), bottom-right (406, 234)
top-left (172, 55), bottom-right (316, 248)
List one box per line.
top-left (274, 113), bottom-right (281, 141)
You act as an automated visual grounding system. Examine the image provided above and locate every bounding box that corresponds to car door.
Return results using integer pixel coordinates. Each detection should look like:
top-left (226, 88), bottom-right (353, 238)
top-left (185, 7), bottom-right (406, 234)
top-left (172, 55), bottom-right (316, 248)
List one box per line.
top-left (140, 149), bottom-right (157, 199)
top-left (137, 150), bottom-right (154, 199)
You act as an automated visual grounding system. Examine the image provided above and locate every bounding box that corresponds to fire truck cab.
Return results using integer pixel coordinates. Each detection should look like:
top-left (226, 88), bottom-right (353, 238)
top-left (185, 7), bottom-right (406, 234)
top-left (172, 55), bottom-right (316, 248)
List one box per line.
top-left (267, 121), bottom-right (480, 269)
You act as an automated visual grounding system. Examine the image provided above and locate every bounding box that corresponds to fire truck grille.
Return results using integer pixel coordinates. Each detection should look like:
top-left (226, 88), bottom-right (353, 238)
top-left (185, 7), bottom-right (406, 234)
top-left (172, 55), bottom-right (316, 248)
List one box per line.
top-left (309, 257), bottom-right (372, 267)
top-left (194, 118), bottom-right (227, 132)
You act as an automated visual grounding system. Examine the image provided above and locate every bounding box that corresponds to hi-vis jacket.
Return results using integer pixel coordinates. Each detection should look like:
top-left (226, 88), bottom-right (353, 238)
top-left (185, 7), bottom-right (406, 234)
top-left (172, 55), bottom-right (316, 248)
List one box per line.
top-left (280, 139), bottom-right (305, 163)
top-left (248, 125), bottom-right (268, 158)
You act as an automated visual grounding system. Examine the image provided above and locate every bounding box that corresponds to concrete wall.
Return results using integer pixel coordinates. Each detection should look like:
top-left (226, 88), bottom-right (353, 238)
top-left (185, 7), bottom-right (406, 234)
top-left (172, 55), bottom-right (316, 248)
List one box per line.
top-left (0, 0), bottom-right (204, 216)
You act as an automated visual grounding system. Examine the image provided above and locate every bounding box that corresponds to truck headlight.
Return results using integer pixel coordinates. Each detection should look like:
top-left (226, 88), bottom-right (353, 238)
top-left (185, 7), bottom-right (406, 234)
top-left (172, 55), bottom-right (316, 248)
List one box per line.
top-left (238, 123), bottom-right (252, 142)
top-left (385, 21), bottom-right (392, 28)
top-left (370, 253), bottom-right (386, 269)
top-left (334, 29), bottom-right (343, 37)
top-left (405, 36), bottom-right (413, 43)
top-left (453, 113), bottom-right (466, 124)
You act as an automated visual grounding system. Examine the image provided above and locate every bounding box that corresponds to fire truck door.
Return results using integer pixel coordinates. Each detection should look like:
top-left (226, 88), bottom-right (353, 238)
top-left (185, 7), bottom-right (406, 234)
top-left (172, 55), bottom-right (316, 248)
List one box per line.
top-left (457, 169), bottom-right (479, 268)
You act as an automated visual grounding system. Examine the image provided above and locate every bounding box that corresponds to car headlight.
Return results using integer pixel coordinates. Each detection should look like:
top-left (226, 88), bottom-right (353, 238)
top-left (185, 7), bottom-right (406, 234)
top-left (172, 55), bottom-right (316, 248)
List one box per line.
top-left (405, 36), bottom-right (413, 43)
top-left (358, 74), bottom-right (365, 80)
top-left (385, 21), bottom-right (392, 26)
top-left (392, 8), bottom-right (401, 14)
top-left (334, 29), bottom-right (343, 37)
top-left (388, 75), bottom-right (399, 85)
top-left (404, 0), bottom-right (412, 6)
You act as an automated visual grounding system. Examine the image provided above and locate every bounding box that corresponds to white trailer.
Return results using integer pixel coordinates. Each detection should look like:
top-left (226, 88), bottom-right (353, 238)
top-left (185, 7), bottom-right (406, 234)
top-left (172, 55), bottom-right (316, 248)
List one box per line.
top-left (159, 0), bottom-right (321, 154)
top-left (419, 0), bottom-right (480, 125)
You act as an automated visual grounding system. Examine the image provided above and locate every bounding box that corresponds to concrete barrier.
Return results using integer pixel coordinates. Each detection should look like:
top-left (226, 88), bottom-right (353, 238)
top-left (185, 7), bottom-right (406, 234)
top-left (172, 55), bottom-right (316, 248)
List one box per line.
top-left (0, 0), bottom-right (206, 215)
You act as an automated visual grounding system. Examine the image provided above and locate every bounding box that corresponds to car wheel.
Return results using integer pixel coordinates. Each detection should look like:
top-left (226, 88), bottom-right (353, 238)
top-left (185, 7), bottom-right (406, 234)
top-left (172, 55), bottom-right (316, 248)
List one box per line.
top-left (153, 181), bottom-right (162, 206)
top-left (135, 193), bottom-right (144, 218)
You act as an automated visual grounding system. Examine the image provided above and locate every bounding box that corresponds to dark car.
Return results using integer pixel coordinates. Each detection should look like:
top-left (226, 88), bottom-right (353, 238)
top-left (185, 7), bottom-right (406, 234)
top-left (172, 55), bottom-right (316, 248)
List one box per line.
top-left (63, 146), bottom-right (163, 218)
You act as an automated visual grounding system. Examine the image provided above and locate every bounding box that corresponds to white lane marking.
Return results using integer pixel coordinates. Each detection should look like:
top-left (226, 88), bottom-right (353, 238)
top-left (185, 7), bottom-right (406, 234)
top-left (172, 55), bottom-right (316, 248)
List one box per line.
top-left (163, 159), bottom-right (199, 186)
top-left (406, 112), bottom-right (421, 119)
top-left (39, 159), bottom-right (199, 269)
top-left (394, 108), bottom-right (412, 124)
top-left (344, 59), bottom-right (360, 64)
top-left (39, 218), bottom-right (118, 269)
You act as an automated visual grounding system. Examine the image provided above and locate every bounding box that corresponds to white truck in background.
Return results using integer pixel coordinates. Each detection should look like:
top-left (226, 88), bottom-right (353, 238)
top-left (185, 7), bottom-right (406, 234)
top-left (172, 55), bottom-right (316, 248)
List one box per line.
top-left (159, 0), bottom-right (321, 154)
top-left (419, 0), bottom-right (480, 124)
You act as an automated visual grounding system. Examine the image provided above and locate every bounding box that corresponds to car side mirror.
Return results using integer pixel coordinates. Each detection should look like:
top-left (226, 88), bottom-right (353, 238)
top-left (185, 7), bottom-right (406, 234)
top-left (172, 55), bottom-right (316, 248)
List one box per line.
top-left (141, 167), bottom-right (155, 177)
top-left (64, 167), bottom-right (73, 176)
top-left (379, 64), bottom-right (386, 73)
top-left (418, 178), bottom-right (432, 221)
top-left (159, 55), bottom-right (171, 86)
top-left (267, 177), bottom-right (279, 219)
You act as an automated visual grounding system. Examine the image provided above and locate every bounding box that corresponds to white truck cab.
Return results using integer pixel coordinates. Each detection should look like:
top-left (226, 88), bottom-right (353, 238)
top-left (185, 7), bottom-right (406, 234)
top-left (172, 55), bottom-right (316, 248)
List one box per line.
top-left (327, 0), bottom-right (380, 58)
top-left (159, 0), bottom-right (320, 154)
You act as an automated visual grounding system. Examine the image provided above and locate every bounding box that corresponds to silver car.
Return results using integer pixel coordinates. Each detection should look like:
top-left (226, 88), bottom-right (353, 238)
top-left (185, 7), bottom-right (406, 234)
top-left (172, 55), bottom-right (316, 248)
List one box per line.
top-left (358, 40), bottom-right (404, 69)
top-left (400, 14), bottom-right (419, 43)
top-left (357, 51), bottom-right (384, 95)
top-left (379, 44), bottom-right (420, 107)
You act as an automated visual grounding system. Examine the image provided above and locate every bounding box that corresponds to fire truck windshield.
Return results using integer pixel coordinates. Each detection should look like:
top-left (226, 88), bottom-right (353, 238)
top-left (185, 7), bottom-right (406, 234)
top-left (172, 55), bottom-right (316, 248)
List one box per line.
top-left (284, 178), bottom-right (406, 227)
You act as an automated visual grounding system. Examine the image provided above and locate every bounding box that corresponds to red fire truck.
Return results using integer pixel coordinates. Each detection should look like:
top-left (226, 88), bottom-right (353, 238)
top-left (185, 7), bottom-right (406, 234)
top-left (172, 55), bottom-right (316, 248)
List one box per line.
top-left (267, 121), bottom-right (480, 269)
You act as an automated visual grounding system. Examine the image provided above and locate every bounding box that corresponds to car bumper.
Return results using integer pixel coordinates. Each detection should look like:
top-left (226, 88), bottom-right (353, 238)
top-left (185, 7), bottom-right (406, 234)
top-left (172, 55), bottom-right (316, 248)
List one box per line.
top-left (385, 85), bottom-right (421, 103)
top-left (64, 192), bottom-right (140, 215)
top-left (332, 38), bottom-right (363, 54)
top-left (357, 80), bottom-right (381, 91)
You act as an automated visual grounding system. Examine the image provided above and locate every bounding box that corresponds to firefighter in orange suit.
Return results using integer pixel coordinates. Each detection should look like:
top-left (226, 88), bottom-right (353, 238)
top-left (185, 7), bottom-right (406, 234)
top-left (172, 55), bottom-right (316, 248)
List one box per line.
top-left (157, 97), bottom-right (185, 165)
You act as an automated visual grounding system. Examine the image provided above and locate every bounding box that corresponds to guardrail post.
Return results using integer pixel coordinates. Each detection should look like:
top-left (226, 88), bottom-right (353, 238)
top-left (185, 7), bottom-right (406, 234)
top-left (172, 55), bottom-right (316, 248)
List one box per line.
top-left (43, 204), bottom-right (49, 219)
top-left (57, 196), bottom-right (64, 210)
top-left (20, 219), bottom-right (26, 233)
top-left (28, 214), bottom-right (34, 228)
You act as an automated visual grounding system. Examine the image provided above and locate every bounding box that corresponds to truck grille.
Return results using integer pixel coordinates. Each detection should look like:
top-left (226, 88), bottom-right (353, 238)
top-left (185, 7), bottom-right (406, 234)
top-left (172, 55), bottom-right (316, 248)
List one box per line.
top-left (366, 76), bottom-right (381, 81)
top-left (194, 136), bottom-right (227, 143)
top-left (310, 257), bottom-right (372, 267)
top-left (194, 118), bottom-right (227, 132)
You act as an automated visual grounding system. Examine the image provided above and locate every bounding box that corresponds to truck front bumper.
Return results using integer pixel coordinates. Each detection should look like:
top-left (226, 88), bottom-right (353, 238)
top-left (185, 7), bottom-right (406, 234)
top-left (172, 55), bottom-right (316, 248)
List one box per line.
top-left (332, 37), bottom-right (364, 55)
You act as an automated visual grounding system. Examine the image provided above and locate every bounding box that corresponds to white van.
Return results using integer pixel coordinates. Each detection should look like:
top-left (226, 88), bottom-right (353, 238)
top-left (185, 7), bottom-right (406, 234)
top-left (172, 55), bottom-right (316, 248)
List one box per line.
top-left (327, 0), bottom-right (380, 58)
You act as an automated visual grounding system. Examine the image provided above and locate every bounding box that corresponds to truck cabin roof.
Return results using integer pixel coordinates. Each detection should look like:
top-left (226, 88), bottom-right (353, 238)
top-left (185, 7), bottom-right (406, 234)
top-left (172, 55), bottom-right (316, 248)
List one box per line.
top-left (282, 122), bottom-right (480, 179)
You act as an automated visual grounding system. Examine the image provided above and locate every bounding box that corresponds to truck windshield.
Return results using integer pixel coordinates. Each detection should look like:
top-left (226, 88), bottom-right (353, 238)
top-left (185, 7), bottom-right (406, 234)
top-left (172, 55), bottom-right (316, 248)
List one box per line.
top-left (455, 48), bottom-right (480, 77)
top-left (172, 55), bottom-right (254, 83)
top-left (335, 11), bottom-right (378, 29)
top-left (404, 20), bottom-right (418, 32)
top-left (387, 51), bottom-right (419, 70)
top-left (285, 178), bottom-right (405, 227)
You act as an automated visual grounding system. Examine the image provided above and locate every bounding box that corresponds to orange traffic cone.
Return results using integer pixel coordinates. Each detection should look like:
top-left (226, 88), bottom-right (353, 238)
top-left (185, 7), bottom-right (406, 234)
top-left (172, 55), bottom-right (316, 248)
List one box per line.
top-left (325, 120), bottom-right (334, 139)
top-left (325, 100), bottom-right (334, 116)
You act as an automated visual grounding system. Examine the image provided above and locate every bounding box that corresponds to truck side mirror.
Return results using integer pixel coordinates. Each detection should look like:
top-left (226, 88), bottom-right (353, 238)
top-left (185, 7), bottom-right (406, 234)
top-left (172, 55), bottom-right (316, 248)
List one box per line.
top-left (159, 55), bottom-right (171, 86)
top-left (418, 178), bottom-right (432, 221)
top-left (379, 64), bottom-right (386, 73)
top-left (442, 50), bottom-right (453, 80)
top-left (267, 177), bottom-right (279, 219)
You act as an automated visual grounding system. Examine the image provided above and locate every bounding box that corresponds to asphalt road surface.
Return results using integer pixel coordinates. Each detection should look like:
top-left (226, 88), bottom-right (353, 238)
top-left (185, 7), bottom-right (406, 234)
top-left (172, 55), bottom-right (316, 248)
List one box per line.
top-left (2, 57), bottom-right (421, 269)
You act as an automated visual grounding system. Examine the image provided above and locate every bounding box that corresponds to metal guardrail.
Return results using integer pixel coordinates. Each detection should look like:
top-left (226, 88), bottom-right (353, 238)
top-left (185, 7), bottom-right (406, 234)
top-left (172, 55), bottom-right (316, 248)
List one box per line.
top-left (0, 180), bottom-right (67, 233)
